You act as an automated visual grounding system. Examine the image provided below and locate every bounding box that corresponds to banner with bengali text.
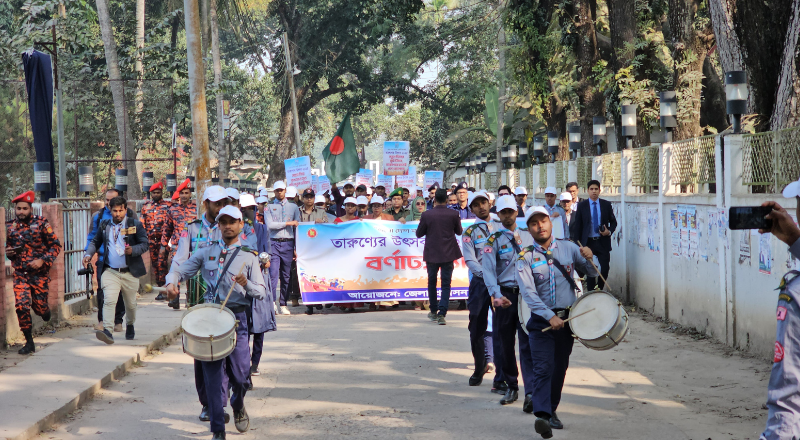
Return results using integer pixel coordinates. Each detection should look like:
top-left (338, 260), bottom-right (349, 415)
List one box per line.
top-left (296, 220), bottom-right (473, 304)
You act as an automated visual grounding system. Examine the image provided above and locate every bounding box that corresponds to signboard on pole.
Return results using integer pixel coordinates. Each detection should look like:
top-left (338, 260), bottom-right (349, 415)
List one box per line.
top-left (284, 156), bottom-right (312, 191)
top-left (382, 141), bottom-right (410, 176)
top-left (424, 171), bottom-right (444, 190)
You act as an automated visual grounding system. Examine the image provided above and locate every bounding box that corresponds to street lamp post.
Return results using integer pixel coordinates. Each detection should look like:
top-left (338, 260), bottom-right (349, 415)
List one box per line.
top-left (166, 173), bottom-right (178, 193)
top-left (593, 117), bottom-right (607, 156)
top-left (725, 71), bottom-right (748, 134)
top-left (621, 104), bottom-right (637, 149)
top-left (533, 136), bottom-right (543, 165)
top-left (518, 141), bottom-right (529, 168)
top-left (78, 166), bottom-right (94, 196)
top-left (142, 171), bottom-right (154, 199)
top-left (115, 169), bottom-right (128, 195)
top-left (34, 162), bottom-right (51, 201)
top-left (568, 124), bottom-right (581, 160)
top-left (659, 91), bottom-right (677, 142)
top-left (547, 131), bottom-right (559, 163)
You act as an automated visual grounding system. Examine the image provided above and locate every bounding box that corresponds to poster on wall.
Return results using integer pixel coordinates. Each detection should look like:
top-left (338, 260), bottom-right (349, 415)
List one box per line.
top-left (670, 209), bottom-right (680, 257)
top-left (647, 208), bottom-right (660, 252)
top-left (738, 231), bottom-right (751, 265)
top-left (759, 232), bottom-right (773, 274)
top-left (677, 205), bottom-right (689, 259)
top-left (698, 211), bottom-right (708, 262)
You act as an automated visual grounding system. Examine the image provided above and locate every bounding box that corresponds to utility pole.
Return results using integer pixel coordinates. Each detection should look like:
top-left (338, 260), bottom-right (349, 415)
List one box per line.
top-left (36, 25), bottom-right (66, 198)
top-left (282, 32), bottom-right (302, 158)
top-left (184, 0), bottom-right (210, 209)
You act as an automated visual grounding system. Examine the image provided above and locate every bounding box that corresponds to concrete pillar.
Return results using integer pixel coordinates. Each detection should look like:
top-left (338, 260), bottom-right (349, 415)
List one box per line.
top-left (40, 203), bottom-right (65, 322)
top-left (546, 163), bottom-right (556, 188)
top-left (567, 161), bottom-right (577, 185)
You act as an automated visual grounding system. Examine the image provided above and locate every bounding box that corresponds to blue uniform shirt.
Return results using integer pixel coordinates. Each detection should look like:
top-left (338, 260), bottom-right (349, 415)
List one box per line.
top-left (266, 198), bottom-right (301, 240)
top-left (461, 218), bottom-right (500, 278)
top-left (481, 226), bottom-right (534, 299)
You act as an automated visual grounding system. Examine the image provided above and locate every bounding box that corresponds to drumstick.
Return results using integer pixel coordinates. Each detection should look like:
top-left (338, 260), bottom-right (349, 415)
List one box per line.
top-left (577, 240), bottom-right (613, 292)
top-left (541, 308), bottom-right (596, 332)
top-left (220, 263), bottom-right (247, 313)
top-left (144, 284), bottom-right (167, 293)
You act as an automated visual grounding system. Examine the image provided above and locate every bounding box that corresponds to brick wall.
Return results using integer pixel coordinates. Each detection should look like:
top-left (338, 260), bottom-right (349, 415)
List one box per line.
top-left (41, 203), bottom-right (65, 319)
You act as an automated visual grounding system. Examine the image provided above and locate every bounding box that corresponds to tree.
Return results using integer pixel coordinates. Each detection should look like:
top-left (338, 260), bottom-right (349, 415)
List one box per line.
top-left (210, 0), bottom-right (228, 178)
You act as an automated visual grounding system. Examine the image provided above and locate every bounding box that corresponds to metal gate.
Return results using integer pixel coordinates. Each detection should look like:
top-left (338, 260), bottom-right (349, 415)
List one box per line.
top-left (51, 198), bottom-right (93, 301)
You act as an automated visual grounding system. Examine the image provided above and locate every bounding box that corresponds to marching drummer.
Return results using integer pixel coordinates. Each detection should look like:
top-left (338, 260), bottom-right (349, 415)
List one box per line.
top-left (515, 206), bottom-right (597, 439)
top-left (169, 185), bottom-right (228, 423)
top-left (165, 205), bottom-right (267, 440)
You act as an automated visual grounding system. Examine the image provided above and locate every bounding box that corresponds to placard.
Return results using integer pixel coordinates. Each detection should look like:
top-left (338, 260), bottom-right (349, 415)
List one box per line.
top-left (376, 175), bottom-right (394, 191)
top-left (395, 174), bottom-right (415, 189)
top-left (284, 156), bottom-right (312, 191)
top-left (311, 175), bottom-right (319, 193)
top-left (317, 175), bottom-right (331, 194)
top-left (382, 141), bottom-right (410, 176)
top-left (356, 168), bottom-right (373, 187)
top-left (424, 171), bottom-right (444, 190)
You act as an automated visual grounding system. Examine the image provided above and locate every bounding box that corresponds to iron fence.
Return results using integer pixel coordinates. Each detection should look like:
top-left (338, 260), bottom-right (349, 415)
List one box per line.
top-left (741, 126), bottom-right (800, 193)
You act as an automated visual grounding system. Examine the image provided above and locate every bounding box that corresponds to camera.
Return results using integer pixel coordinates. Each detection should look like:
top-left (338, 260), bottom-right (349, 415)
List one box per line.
top-left (77, 266), bottom-right (94, 276)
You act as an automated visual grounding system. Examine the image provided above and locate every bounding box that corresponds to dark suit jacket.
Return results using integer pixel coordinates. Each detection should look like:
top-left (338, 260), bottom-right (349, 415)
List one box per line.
top-left (416, 205), bottom-right (463, 263)
top-left (86, 216), bottom-right (149, 277)
top-left (569, 198), bottom-right (617, 253)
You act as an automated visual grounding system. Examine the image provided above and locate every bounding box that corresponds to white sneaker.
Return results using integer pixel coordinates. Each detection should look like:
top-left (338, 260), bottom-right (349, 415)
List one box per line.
top-left (280, 306), bottom-right (291, 315)
top-left (274, 302), bottom-right (279, 314)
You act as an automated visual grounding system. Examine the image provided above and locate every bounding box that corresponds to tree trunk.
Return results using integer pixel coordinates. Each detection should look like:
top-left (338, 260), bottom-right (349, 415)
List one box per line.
top-left (709, 0), bottom-right (745, 73)
top-left (700, 56), bottom-right (730, 133)
top-left (201, 0), bottom-right (211, 57)
top-left (495, 7), bottom-right (505, 173)
top-left (267, 107), bottom-right (296, 186)
top-left (769, 0), bottom-right (800, 130)
top-left (607, 0), bottom-right (637, 148)
top-left (668, 0), bottom-right (713, 141)
top-left (95, 0), bottom-right (141, 199)
top-left (210, 0), bottom-right (228, 178)
top-left (135, 0), bottom-right (145, 114)
top-left (184, 0), bottom-right (211, 196)
top-left (570, 0), bottom-right (605, 156)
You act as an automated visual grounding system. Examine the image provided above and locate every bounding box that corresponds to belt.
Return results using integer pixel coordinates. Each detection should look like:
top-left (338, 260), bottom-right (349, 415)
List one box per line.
top-left (273, 238), bottom-right (294, 242)
top-left (588, 236), bottom-right (601, 241)
top-left (226, 304), bottom-right (247, 314)
top-left (500, 286), bottom-right (519, 294)
top-left (106, 266), bottom-right (130, 273)
top-left (552, 308), bottom-right (568, 318)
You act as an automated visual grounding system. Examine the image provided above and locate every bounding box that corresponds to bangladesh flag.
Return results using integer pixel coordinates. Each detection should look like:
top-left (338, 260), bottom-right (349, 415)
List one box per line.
top-left (322, 113), bottom-right (360, 184)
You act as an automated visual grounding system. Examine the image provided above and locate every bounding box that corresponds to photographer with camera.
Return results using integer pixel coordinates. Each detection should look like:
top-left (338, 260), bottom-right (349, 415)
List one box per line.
top-left (758, 177), bottom-right (800, 440)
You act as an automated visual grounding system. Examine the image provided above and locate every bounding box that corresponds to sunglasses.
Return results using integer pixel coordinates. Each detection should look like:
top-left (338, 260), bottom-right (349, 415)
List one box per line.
top-left (415, 202), bottom-right (425, 205)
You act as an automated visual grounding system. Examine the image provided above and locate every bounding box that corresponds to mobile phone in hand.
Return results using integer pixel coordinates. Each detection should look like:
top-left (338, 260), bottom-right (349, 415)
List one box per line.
top-left (728, 206), bottom-right (773, 230)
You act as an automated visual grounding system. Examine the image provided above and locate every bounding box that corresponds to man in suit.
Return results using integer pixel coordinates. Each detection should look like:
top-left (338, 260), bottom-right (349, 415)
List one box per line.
top-left (416, 188), bottom-right (463, 325)
top-left (569, 180), bottom-right (617, 291)
top-left (566, 182), bottom-right (582, 204)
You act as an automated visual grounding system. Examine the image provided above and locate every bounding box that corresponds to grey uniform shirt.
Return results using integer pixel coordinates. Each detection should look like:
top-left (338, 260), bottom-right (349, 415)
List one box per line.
top-left (481, 226), bottom-right (534, 299)
top-left (515, 239), bottom-right (598, 321)
top-left (165, 240), bottom-right (266, 308)
top-left (266, 199), bottom-right (301, 240)
top-left (461, 218), bottom-right (500, 278)
top-left (170, 214), bottom-right (220, 271)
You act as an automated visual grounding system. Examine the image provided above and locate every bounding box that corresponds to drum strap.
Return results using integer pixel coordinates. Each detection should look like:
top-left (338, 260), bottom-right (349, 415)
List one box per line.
top-left (530, 247), bottom-right (580, 293)
top-left (210, 248), bottom-right (241, 302)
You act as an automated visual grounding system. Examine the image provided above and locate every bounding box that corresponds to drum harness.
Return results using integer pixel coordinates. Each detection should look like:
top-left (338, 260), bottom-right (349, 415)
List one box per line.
top-left (528, 244), bottom-right (580, 319)
top-left (211, 247), bottom-right (242, 312)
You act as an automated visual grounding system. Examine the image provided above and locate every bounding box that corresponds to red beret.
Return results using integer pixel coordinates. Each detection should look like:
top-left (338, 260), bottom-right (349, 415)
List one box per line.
top-left (12, 191), bottom-right (35, 204)
top-left (149, 181), bottom-right (163, 191)
top-left (172, 178), bottom-right (191, 200)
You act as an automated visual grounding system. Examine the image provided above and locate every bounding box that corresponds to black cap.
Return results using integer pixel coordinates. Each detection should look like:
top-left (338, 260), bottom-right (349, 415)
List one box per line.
top-left (302, 188), bottom-right (315, 197)
top-left (356, 184), bottom-right (367, 191)
top-left (455, 182), bottom-right (468, 192)
top-left (428, 183), bottom-right (440, 191)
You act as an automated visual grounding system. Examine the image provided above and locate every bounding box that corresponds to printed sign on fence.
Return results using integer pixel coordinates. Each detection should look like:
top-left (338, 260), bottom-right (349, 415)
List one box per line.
top-left (382, 141), bottom-right (410, 176)
top-left (284, 156), bottom-right (312, 191)
top-left (424, 171), bottom-right (444, 190)
top-left (296, 220), bottom-right (471, 304)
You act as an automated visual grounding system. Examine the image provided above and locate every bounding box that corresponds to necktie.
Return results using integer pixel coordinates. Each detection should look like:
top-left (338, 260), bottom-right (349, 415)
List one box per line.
top-left (592, 201), bottom-right (600, 234)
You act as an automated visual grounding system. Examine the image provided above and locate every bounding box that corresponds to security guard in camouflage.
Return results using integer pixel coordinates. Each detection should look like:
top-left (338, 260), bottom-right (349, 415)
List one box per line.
top-left (141, 181), bottom-right (171, 290)
top-left (481, 195), bottom-right (534, 407)
top-left (5, 191), bottom-right (62, 355)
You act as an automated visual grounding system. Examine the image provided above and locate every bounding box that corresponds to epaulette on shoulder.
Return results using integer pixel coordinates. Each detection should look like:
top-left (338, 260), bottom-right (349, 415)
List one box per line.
top-left (240, 246), bottom-right (257, 255)
top-left (486, 231), bottom-right (502, 245)
top-left (464, 225), bottom-right (476, 236)
top-left (518, 245), bottom-right (534, 259)
top-left (188, 218), bottom-right (202, 225)
top-left (519, 227), bottom-right (528, 232)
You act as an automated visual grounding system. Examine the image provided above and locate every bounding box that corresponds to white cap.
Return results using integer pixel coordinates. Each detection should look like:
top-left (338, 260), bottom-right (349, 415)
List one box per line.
top-left (560, 192), bottom-right (573, 201)
top-left (495, 195), bottom-right (518, 213)
top-left (225, 188), bottom-right (240, 200)
top-left (202, 185), bottom-right (228, 202)
top-left (216, 205), bottom-right (243, 222)
top-left (256, 196), bottom-right (268, 204)
top-left (285, 186), bottom-right (298, 198)
top-left (343, 197), bottom-right (358, 205)
top-left (356, 195), bottom-right (369, 206)
top-left (259, 188), bottom-right (269, 197)
top-left (273, 180), bottom-right (286, 190)
top-left (783, 176), bottom-right (800, 198)
top-left (257, 185), bottom-right (264, 192)
top-left (370, 195), bottom-right (385, 205)
top-left (367, 187), bottom-right (373, 195)
top-left (545, 186), bottom-right (557, 195)
top-left (314, 195), bottom-right (325, 204)
top-left (524, 206), bottom-right (550, 223)
top-left (515, 186), bottom-right (528, 195)
top-left (487, 192), bottom-right (495, 201)
top-left (239, 193), bottom-right (256, 207)
top-left (468, 190), bottom-right (489, 207)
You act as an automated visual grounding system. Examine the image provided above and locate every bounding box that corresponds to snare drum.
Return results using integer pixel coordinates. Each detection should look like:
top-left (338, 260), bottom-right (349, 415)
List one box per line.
top-left (181, 303), bottom-right (237, 361)
top-left (569, 290), bottom-right (628, 350)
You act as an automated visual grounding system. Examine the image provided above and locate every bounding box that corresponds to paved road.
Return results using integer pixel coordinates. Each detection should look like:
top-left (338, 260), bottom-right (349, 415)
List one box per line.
top-left (37, 306), bottom-right (770, 440)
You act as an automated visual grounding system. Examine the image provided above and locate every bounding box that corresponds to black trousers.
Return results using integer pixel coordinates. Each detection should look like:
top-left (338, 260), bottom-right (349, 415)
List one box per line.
top-left (493, 288), bottom-right (534, 393)
top-left (95, 263), bottom-right (125, 324)
top-left (526, 313), bottom-right (574, 418)
top-left (467, 276), bottom-right (491, 372)
top-left (585, 240), bottom-right (610, 291)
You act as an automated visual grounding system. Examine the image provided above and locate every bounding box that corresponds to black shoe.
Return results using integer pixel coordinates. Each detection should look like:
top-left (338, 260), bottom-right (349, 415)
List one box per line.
top-left (500, 389), bottom-right (518, 405)
top-left (247, 380), bottom-right (254, 391)
top-left (315, 304), bottom-right (323, 310)
top-left (468, 372), bottom-right (483, 386)
top-left (125, 324), bottom-right (135, 340)
top-left (18, 341), bottom-right (35, 355)
top-left (211, 432), bottom-right (225, 440)
top-left (234, 407), bottom-right (249, 432)
top-left (224, 412), bottom-right (230, 423)
top-left (154, 293), bottom-right (166, 301)
top-left (95, 329), bottom-right (114, 344)
top-left (199, 405), bottom-right (210, 421)
top-left (41, 310), bottom-right (51, 322)
top-left (535, 417), bottom-right (553, 439)
top-left (550, 412), bottom-right (563, 429)
top-left (523, 393), bottom-right (533, 413)
top-left (491, 381), bottom-right (508, 394)
top-left (325, 304), bottom-right (333, 308)
top-left (305, 306), bottom-right (314, 315)
top-left (169, 297), bottom-right (180, 310)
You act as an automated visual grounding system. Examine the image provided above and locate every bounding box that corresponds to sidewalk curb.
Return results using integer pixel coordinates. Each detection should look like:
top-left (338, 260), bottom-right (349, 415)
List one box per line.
top-left (7, 325), bottom-right (182, 440)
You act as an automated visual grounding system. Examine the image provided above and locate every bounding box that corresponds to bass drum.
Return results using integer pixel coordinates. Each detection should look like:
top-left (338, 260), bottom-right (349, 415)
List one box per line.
top-left (181, 303), bottom-right (237, 361)
top-left (569, 290), bottom-right (628, 350)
